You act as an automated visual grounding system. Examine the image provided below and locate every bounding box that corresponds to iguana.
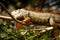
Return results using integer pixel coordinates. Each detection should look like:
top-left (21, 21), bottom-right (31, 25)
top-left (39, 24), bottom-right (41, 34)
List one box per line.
top-left (12, 9), bottom-right (60, 36)
top-left (11, 9), bottom-right (60, 25)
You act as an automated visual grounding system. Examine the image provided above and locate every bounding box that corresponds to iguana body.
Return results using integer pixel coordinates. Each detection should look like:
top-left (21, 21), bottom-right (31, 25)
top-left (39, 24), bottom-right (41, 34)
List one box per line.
top-left (12, 9), bottom-right (60, 25)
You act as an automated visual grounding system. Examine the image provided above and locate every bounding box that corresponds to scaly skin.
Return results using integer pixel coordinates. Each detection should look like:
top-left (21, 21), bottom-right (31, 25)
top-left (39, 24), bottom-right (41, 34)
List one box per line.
top-left (11, 9), bottom-right (60, 25)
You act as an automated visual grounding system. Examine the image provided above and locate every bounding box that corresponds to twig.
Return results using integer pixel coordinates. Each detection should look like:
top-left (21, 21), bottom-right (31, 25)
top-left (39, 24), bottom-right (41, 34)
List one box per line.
top-left (40, 27), bottom-right (53, 33)
top-left (0, 15), bottom-right (12, 20)
top-left (21, 27), bottom-right (53, 35)
top-left (0, 3), bottom-right (26, 25)
top-left (30, 27), bottom-right (53, 31)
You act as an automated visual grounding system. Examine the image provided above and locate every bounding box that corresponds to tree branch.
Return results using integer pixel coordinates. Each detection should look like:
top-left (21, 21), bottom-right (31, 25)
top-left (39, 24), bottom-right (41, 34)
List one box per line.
top-left (21, 27), bottom-right (53, 35)
top-left (0, 3), bottom-right (26, 25)
top-left (30, 27), bottom-right (53, 31)
top-left (0, 15), bottom-right (12, 20)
